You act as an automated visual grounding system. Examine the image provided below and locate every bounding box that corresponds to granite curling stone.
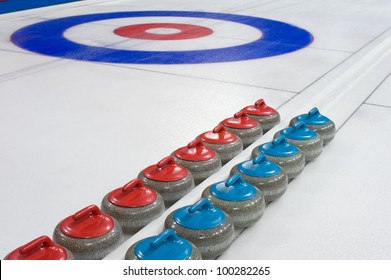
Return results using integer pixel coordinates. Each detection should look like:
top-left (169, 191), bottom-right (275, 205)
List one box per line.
top-left (53, 204), bottom-right (123, 260)
top-left (171, 139), bottom-right (222, 185)
top-left (202, 174), bottom-right (265, 228)
top-left (252, 135), bottom-right (305, 180)
top-left (222, 110), bottom-right (263, 149)
top-left (289, 107), bottom-right (336, 145)
top-left (101, 178), bottom-right (165, 234)
top-left (4, 235), bottom-right (74, 260)
top-left (199, 123), bottom-right (243, 165)
top-left (125, 229), bottom-right (202, 260)
top-left (243, 99), bottom-right (281, 133)
top-left (138, 156), bottom-right (195, 206)
top-left (274, 121), bottom-right (323, 163)
top-left (230, 153), bottom-right (288, 203)
top-left (164, 198), bottom-right (234, 259)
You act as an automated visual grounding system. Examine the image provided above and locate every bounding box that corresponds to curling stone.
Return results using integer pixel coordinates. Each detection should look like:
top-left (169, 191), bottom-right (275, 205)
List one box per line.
top-left (125, 229), bottom-right (202, 260)
top-left (164, 198), bottom-right (234, 259)
top-left (138, 156), bottom-right (195, 206)
top-left (53, 205), bottom-right (123, 260)
top-left (230, 153), bottom-right (288, 203)
top-left (289, 107), bottom-right (336, 145)
top-left (243, 99), bottom-right (280, 132)
top-left (101, 178), bottom-right (165, 234)
top-left (274, 121), bottom-right (323, 163)
top-left (4, 235), bottom-right (74, 260)
top-left (252, 135), bottom-right (305, 180)
top-left (171, 139), bottom-right (222, 185)
top-left (202, 174), bottom-right (265, 228)
top-left (222, 110), bottom-right (263, 149)
top-left (199, 123), bottom-right (243, 165)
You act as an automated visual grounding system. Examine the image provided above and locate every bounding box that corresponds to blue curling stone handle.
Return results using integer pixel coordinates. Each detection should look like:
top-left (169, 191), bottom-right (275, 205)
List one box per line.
top-left (296, 108), bottom-right (331, 125)
top-left (210, 174), bottom-right (257, 202)
top-left (280, 121), bottom-right (318, 140)
top-left (173, 198), bottom-right (226, 230)
top-left (134, 229), bottom-right (193, 260)
top-left (238, 153), bottom-right (281, 177)
top-left (260, 135), bottom-right (300, 157)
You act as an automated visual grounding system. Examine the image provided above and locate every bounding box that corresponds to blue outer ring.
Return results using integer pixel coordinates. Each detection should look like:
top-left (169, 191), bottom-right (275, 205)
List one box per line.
top-left (11, 11), bottom-right (313, 64)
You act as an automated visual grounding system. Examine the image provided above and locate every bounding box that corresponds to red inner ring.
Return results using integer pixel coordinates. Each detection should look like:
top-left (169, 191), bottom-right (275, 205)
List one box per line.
top-left (114, 23), bottom-right (213, 40)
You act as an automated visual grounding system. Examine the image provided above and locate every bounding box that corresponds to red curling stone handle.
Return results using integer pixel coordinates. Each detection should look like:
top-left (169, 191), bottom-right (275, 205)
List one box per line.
top-left (122, 178), bottom-right (143, 193)
top-left (19, 236), bottom-right (54, 255)
top-left (73, 205), bottom-right (102, 221)
top-left (157, 156), bottom-right (176, 169)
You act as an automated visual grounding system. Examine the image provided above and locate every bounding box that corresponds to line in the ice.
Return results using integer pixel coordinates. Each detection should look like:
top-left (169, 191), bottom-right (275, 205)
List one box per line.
top-left (0, 48), bottom-right (44, 56)
top-left (307, 46), bottom-right (354, 54)
top-left (274, 94), bottom-right (298, 109)
top-left (228, 0), bottom-right (312, 15)
top-left (362, 72), bottom-right (391, 104)
top-left (336, 71), bottom-right (391, 132)
top-left (298, 26), bottom-right (391, 95)
top-left (107, 63), bottom-right (300, 94)
top-left (0, 59), bottom-right (71, 84)
top-left (364, 103), bottom-right (391, 109)
top-left (220, 0), bottom-right (283, 14)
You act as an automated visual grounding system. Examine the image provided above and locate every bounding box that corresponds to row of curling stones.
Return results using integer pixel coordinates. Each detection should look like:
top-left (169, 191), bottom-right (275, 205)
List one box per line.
top-left (5, 99), bottom-right (281, 260)
top-left (107, 102), bottom-right (280, 260)
top-left (104, 108), bottom-right (333, 258)
top-left (216, 99), bottom-right (280, 150)
top-left (270, 107), bottom-right (336, 164)
top-left (125, 229), bottom-right (202, 260)
top-left (53, 205), bottom-right (123, 260)
top-left (148, 99), bottom-right (280, 187)
top-left (4, 236), bottom-right (74, 260)
top-left (101, 178), bottom-right (165, 234)
top-left (252, 108), bottom-right (336, 179)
